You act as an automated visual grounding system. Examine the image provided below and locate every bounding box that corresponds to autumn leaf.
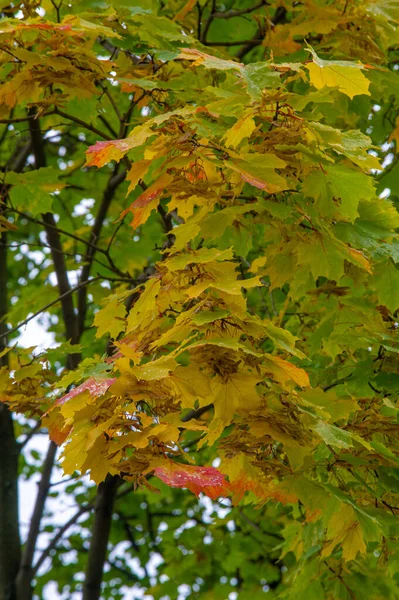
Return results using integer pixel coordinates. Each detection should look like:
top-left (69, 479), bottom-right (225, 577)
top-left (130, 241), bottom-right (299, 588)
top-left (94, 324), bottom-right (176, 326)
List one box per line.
top-left (121, 173), bottom-right (172, 229)
top-left (322, 505), bottom-right (367, 561)
top-left (263, 355), bottom-right (310, 388)
top-left (223, 115), bottom-right (257, 149)
top-left (153, 461), bottom-right (231, 500)
top-left (55, 377), bottom-right (116, 408)
top-left (306, 49), bottom-right (371, 98)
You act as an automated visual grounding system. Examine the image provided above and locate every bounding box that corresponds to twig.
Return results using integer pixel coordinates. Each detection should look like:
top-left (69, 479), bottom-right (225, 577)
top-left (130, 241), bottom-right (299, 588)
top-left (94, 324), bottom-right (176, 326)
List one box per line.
top-left (77, 166), bottom-right (127, 336)
top-left (33, 483), bottom-right (133, 576)
top-left (2, 277), bottom-right (101, 341)
top-left (33, 501), bottom-right (91, 575)
top-left (97, 114), bottom-right (118, 138)
top-left (8, 208), bottom-right (128, 276)
top-left (204, 39), bottom-right (265, 47)
top-left (325, 562), bottom-right (356, 599)
top-left (200, 0), bottom-right (216, 43)
top-left (213, 1), bottom-right (269, 18)
top-left (54, 108), bottom-right (113, 141)
top-left (18, 420), bottom-right (43, 451)
top-left (97, 82), bottom-right (122, 121)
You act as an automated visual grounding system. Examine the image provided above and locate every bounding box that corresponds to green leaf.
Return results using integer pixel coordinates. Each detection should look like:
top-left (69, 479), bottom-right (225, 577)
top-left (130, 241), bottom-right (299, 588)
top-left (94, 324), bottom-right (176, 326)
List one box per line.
top-left (7, 167), bottom-right (65, 216)
top-left (373, 259), bottom-right (399, 312)
top-left (303, 165), bottom-right (375, 221)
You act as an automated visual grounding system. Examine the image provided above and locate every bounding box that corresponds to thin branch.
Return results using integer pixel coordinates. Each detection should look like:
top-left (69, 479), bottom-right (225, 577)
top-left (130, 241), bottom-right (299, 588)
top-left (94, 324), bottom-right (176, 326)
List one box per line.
top-left (235, 5), bottom-right (287, 60)
top-left (325, 562), bottom-right (356, 600)
top-left (3, 239), bottom-right (124, 277)
top-left (97, 114), bottom-right (118, 138)
top-left (77, 166), bottom-right (127, 336)
top-left (2, 277), bottom-right (101, 341)
top-left (33, 502), bottom-right (92, 575)
top-left (200, 0), bottom-right (216, 43)
top-left (9, 209), bottom-right (106, 254)
top-left (181, 403), bottom-right (213, 423)
top-left (97, 82), bottom-right (122, 121)
top-left (213, 1), bottom-right (269, 18)
top-left (106, 558), bottom-right (140, 582)
top-left (106, 217), bottom-right (125, 253)
top-left (33, 484), bottom-right (133, 576)
top-left (120, 93), bottom-right (146, 138)
top-left (54, 108), bottom-right (113, 141)
top-left (0, 146), bottom-right (21, 600)
top-left (204, 39), bottom-right (265, 47)
top-left (0, 111), bottom-right (55, 125)
top-left (28, 111), bottom-right (81, 368)
top-left (49, 0), bottom-right (63, 22)
top-left (8, 208), bottom-right (128, 277)
top-left (18, 420), bottom-right (43, 452)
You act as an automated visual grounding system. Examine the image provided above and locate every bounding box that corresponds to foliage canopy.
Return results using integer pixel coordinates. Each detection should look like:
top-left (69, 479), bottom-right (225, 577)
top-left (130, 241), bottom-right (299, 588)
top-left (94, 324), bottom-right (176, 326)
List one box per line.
top-left (1, 0), bottom-right (399, 598)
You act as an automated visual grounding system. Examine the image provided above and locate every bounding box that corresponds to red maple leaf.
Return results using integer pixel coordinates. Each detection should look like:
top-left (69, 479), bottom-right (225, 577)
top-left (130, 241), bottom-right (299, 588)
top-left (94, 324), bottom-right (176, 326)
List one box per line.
top-left (154, 462), bottom-right (231, 500)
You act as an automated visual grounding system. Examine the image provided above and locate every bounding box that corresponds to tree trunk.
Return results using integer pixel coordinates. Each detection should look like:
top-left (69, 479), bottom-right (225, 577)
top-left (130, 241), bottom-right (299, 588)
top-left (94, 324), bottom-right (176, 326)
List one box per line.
top-left (83, 475), bottom-right (119, 600)
top-left (0, 210), bottom-right (21, 600)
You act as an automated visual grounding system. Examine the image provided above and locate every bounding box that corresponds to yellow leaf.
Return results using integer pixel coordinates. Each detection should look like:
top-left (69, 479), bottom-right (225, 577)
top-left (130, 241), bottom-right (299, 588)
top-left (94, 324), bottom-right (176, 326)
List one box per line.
top-left (81, 436), bottom-right (117, 484)
top-left (131, 355), bottom-right (177, 381)
top-left (126, 278), bottom-right (161, 333)
top-left (125, 159), bottom-right (150, 195)
top-left (94, 295), bottom-right (126, 339)
top-left (347, 247), bottom-right (372, 273)
top-left (306, 58), bottom-right (370, 99)
top-left (322, 505), bottom-right (367, 561)
top-left (221, 454), bottom-right (297, 504)
top-left (170, 365), bottom-right (212, 409)
top-left (223, 115), bottom-right (256, 149)
top-left (263, 355), bottom-right (309, 388)
top-left (206, 371), bottom-right (262, 444)
top-left (0, 215), bottom-right (17, 232)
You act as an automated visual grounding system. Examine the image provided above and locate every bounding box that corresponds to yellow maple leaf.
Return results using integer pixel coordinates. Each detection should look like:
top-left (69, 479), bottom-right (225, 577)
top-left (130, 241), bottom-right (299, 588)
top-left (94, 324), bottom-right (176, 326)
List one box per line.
top-left (263, 354), bottom-right (309, 388)
top-left (94, 295), bottom-right (126, 339)
top-left (125, 159), bottom-right (150, 195)
top-left (322, 504), bottom-right (367, 561)
top-left (210, 370), bottom-right (261, 428)
top-left (306, 53), bottom-right (370, 99)
top-left (223, 115), bottom-right (257, 149)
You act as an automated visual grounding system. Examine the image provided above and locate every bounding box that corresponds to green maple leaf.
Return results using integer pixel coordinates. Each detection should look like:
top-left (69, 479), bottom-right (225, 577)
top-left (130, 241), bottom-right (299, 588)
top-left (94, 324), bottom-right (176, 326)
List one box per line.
top-left (374, 259), bottom-right (399, 312)
top-left (303, 165), bottom-right (375, 221)
top-left (7, 167), bottom-right (66, 216)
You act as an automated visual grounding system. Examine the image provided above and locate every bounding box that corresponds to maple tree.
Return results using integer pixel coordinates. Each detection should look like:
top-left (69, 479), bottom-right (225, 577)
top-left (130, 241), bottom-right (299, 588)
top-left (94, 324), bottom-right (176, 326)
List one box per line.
top-left (1, 0), bottom-right (399, 598)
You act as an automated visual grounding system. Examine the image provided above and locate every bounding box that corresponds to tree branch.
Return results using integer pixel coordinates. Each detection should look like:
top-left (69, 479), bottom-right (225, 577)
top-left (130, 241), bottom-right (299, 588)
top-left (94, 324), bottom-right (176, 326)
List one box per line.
top-left (8, 208), bottom-right (129, 278)
top-left (33, 483), bottom-right (133, 577)
top-left (2, 277), bottom-right (101, 341)
top-left (200, 0), bottom-right (216, 43)
top-left (235, 5), bottom-right (287, 60)
top-left (14, 110), bottom-right (83, 600)
top-left (28, 111), bottom-right (81, 368)
top-left (83, 475), bottom-right (120, 600)
top-left (54, 108), bottom-right (113, 141)
top-left (33, 502), bottom-right (92, 576)
top-left (77, 166), bottom-right (127, 337)
top-left (213, 1), bottom-right (269, 18)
